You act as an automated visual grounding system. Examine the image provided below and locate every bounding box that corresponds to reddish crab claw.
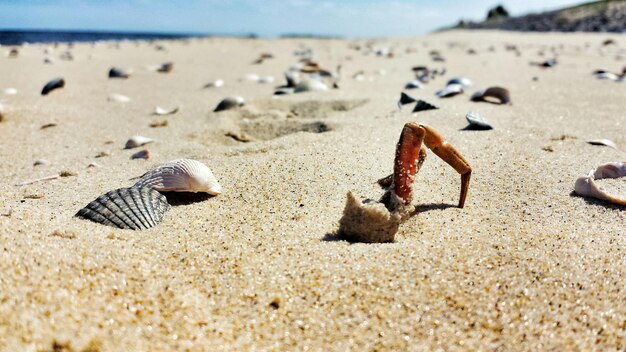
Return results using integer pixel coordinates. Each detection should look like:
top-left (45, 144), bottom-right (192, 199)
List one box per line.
top-left (392, 122), bottom-right (472, 209)
top-left (338, 122), bottom-right (471, 243)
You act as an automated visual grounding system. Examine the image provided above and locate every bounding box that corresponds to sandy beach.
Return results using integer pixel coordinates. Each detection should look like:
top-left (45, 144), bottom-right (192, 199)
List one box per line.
top-left (0, 30), bottom-right (625, 351)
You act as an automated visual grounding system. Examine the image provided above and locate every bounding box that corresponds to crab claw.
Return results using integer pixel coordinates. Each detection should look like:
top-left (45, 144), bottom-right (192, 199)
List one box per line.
top-left (338, 191), bottom-right (402, 243)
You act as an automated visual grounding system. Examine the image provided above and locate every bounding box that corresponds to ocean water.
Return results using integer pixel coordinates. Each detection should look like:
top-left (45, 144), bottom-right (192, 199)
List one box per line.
top-left (0, 30), bottom-right (205, 45)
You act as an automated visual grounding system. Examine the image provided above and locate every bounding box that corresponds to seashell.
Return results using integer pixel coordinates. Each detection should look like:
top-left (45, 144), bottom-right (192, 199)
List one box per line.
top-left (471, 87), bottom-right (511, 105)
top-left (465, 111), bottom-right (494, 130)
top-left (446, 77), bottom-right (473, 88)
top-left (242, 73), bottom-right (260, 82)
top-left (125, 135), bottom-right (153, 149)
top-left (404, 80), bottom-right (423, 89)
top-left (157, 62), bottom-right (173, 73)
top-left (574, 161), bottom-right (626, 206)
top-left (596, 72), bottom-right (619, 81)
top-left (44, 56), bottom-right (55, 64)
top-left (436, 83), bottom-right (464, 98)
top-left (587, 139), bottom-right (618, 149)
top-left (258, 76), bottom-right (275, 84)
top-left (41, 77), bottom-right (65, 95)
top-left (398, 92), bottom-right (417, 108)
top-left (75, 186), bottom-right (171, 230)
top-left (274, 87), bottom-right (294, 95)
top-left (411, 100), bottom-right (438, 113)
top-left (135, 159), bottom-right (221, 195)
top-left (214, 96), bottom-right (245, 112)
top-left (154, 106), bottom-right (179, 115)
top-left (131, 149), bottom-right (150, 160)
top-left (203, 79), bottom-right (224, 88)
top-left (33, 159), bottom-right (48, 166)
top-left (108, 93), bottom-right (131, 103)
top-left (108, 67), bottom-right (132, 79)
top-left (294, 79), bottom-right (328, 93)
top-left (3, 88), bottom-right (17, 95)
top-left (284, 70), bottom-right (300, 87)
top-left (541, 59), bottom-right (557, 67)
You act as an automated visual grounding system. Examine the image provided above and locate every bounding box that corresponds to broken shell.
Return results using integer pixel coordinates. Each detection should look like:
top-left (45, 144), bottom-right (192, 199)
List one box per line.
top-left (157, 62), bottom-right (173, 73)
top-left (412, 100), bottom-right (438, 113)
top-left (338, 191), bottom-right (401, 243)
top-left (471, 87), bottom-right (511, 105)
top-left (404, 80), bottom-right (424, 89)
top-left (3, 88), bottom-right (17, 95)
top-left (398, 92), bottom-right (416, 108)
top-left (465, 111), bottom-right (494, 130)
top-left (135, 159), bottom-right (221, 195)
top-left (574, 161), bottom-right (626, 206)
top-left (258, 76), bottom-right (275, 84)
top-left (274, 88), bottom-right (294, 95)
top-left (587, 139), bottom-right (618, 149)
top-left (446, 77), bottom-right (473, 89)
top-left (284, 70), bottom-right (300, 87)
top-left (596, 72), bottom-right (619, 81)
top-left (294, 79), bottom-right (328, 93)
top-left (204, 79), bottom-right (224, 88)
top-left (131, 149), bottom-right (151, 160)
top-left (108, 67), bottom-right (132, 79)
top-left (108, 93), bottom-right (131, 103)
top-left (214, 96), bottom-right (245, 112)
top-left (436, 84), bottom-right (464, 98)
top-left (75, 186), bottom-right (171, 230)
top-left (125, 135), bottom-right (153, 149)
top-left (41, 78), bottom-right (65, 95)
top-left (154, 106), bottom-right (179, 115)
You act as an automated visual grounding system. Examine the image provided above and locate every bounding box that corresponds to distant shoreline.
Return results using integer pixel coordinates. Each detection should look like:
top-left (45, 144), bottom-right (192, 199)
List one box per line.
top-left (0, 29), bottom-right (213, 45)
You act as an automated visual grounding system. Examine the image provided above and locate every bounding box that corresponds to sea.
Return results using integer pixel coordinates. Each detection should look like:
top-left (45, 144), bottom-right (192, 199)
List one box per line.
top-left (0, 29), bottom-right (209, 46)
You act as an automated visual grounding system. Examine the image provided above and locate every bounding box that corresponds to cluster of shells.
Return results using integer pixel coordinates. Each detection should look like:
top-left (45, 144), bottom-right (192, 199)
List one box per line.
top-left (75, 159), bottom-right (221, 230)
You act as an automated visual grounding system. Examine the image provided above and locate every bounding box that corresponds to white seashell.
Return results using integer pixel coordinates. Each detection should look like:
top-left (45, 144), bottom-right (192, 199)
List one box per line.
top-left (154, 106), bottom-right (179, 115)
top-left (204, 79), bottom-right (224, 88)
top-left (294, 79), bottom-right (328, 93)
top-left (587, 139), bottom-right (618, 149)
top-left (135, 159), bottom-right (221, 195)
top-left (284, 70), bottom-right (300, 87)
top-left (574, 161), bottom-right (626, 206)
top-left (242, 73), bottom-right (260, 82)
top-left (436, 84), bottom-right (464, 98)
top-left (3, 88), bottom-right (17, 95)
top-left (125, 135), bottom-right (153, 149)
top-left (258, 76), bottom-right (275, 84)
top-left (108, 93), bottom-right (131, 103)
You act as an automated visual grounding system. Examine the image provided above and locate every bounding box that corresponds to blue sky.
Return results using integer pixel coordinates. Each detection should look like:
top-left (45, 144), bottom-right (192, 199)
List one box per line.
top-left (0, 0), bottom-right (584, 37)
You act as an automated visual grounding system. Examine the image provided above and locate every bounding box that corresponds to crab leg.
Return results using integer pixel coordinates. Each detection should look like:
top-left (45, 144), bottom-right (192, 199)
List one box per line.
top-left (393, 123), bottom-right (472, 208)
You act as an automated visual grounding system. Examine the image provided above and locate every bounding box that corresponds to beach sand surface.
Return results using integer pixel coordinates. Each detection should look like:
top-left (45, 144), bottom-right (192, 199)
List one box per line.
top-left (0, 30), bottom-right (625, 351)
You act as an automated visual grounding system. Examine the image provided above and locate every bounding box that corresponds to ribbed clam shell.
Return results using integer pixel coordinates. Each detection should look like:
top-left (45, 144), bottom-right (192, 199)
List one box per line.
top-left (135, 159), bottom-right (221, 195)
top-left (41, 77), bottom-right (65, 95)
top-left (436, 84), bottom-right (464, 98)
top-left (214, 96), bottom-right (245, 112)
top-left (574, 162), bottom-right (626, 206)
top-left (465, 111), bottom-right (494, 130)
top-left (75, 186), bottom-right (170, 230)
